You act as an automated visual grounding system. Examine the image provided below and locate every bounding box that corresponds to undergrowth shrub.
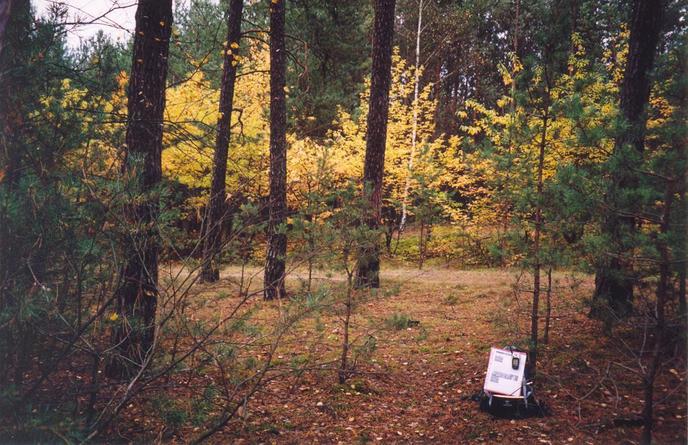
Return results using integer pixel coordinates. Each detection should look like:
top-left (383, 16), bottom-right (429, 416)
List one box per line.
top-left (385, 312), bottom-right (413, 330)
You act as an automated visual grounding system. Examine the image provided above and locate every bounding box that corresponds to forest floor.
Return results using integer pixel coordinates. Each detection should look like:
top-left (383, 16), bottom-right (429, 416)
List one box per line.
top-left (157, 264), bottom-right (687, 444)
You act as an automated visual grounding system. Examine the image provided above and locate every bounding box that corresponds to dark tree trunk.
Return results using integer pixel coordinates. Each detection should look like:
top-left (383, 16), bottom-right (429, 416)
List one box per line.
top-left (0, 0), bottom-right (13, 54)
top-left (264, 0), bottom-right (287, 300)
top-left (679, 150), bottom-right (687, 321)
top-left (200, 0), bottom-right (244, 283)
top-left (530, 103), bottom-right (548, 377)
top-left (355, 0), bottom-right (396, 289)
top-left (108, 0), bottom-right (172, 378)
top-left (543, 267), bottom-right (552, 345)
top-left (641, 181), bottom-right (673, 445)
top-left (418, 222), bottom-right (424, 269)
top-left (0, 0), bottom-right (29, 382)
top-left (674, 47), bottom-right (687, 321)
top-left (591, 0), bottom-right (664, 321)
top-left (338, 273), bottom-right (353, 384)
top-left (0, 0), bottom-right (23, 303)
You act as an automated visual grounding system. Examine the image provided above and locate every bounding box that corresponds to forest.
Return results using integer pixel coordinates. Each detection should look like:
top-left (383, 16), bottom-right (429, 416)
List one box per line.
top-left (0, 0), bottom-right (686, 443)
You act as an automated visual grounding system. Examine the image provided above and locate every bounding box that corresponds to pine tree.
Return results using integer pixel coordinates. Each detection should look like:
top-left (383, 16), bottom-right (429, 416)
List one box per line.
top-left (591, 0), bottom-right (664, 321)
top-left (286, 0), bottom-right (371, 137)
top-left (200, 0), bottom-right (244, 283)
top-left (264, 0), bottom-right (288, 300)
top-left (355, 0), bottom-right (396, 288)
top-left (108, 0), bottom-right (173, 377)
top-left (0, 0), bottom-right (33, 384)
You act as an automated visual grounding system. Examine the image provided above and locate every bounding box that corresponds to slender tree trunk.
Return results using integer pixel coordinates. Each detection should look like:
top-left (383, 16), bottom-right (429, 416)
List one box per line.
top-left (592, 0), bottom-right (664, 321)
top-left (399, 0), bottom-right (423, 233)
top-left (496, 0), bottom-right (519, 268)
top-left (385, 229), bottom-right (393, 254)
top-left (200, 0), bottom-right (244, 283)
top-left (355, 0), bottom-right (396, 288)
top-left (418, 221), bottom-right (425, 270)
top-left (108, 0), bottom-right (172, 378)
top-left (339, 272), bottom-right (353, 384)
top-left (679, 167), bottom-right (687, 320)
top-left (307, 210), bottom-right (314, 293)
top-left (674, 49), bottom-right (687, 320)
top-left (264, 0), bottom-right (287, 300)
top-left (641, 181), bottom-right (673, 445)
top-left (307, 256), bottom-right (313, 292)
top-left (510, 0), bottom-right (519, 119)
top-left (0, 0), bottom-right (28, 379)
top-left (544, 266), bottom-right (552, 345)
top-left (530, 105), bottom-right (548, 376)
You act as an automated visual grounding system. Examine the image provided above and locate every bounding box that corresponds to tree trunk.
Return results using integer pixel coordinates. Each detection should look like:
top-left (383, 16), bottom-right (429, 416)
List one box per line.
top-left (530, 105), bottom-right (548, 377)
top-left (674, 46), bottom-right (687, 321)
top-left (641, 181), bottom-right (673, 445)
top-left (418, 221), bottom-right (425, 270)
top-left (108, 0), bottom-right (172, 378)
top-left (264, 0), bottom-right (287, 300)
top-left (200, 0), bottom-right (244, 283)
top-left (399, 0), bottom-right (423, 233)
top-left (0, 0), bottom-right (28, 379)
top-left (591, 0), bottom-right (664, 321)
top-left (679, 160), bottom-right (686, 319)
top-left (339, 273), bottom-right (353, 384)
top-left (355, 0), bottom-right (396, 289)
top-left (544, 267), bottom-right (552, 345)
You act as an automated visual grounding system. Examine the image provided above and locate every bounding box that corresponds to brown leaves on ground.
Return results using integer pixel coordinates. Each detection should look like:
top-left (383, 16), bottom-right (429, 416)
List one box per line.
top-left (141, 266), bottom-right (688, 444)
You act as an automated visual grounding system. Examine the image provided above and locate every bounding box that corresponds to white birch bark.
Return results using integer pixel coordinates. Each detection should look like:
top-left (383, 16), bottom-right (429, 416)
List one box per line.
top-left (399, 0), bottom-right (423, 232)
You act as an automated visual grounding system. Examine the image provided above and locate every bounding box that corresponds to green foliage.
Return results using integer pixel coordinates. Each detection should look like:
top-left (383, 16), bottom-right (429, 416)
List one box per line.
top-left (384, 312), bottom-right (414, 331)
top-left (286, 0), bottom-right (372, 136)
top-left (152, 395), bottom-right (188, 431)
top-left (168, 0), bottom-right (226, 86)
top-left (190, 386), bottom-right (220, 426)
